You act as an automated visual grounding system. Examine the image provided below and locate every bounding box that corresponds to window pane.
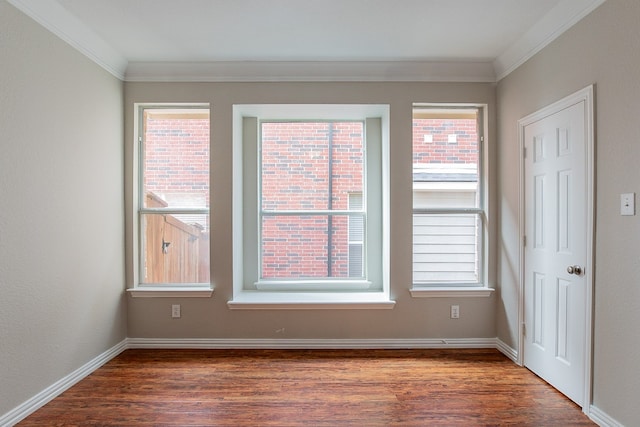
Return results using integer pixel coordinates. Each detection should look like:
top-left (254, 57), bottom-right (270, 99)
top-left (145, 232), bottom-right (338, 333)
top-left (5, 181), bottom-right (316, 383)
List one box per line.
top-left (140, 107), bottom-right (210, 285)
top-left (348, 244), bottom-right (364, 278)
top-left (261, 122), bottom-right (363, 211)
top-left (412, 110), bottom-right (479, 209)
top-left (141, 213), bottom-right (210, 284)
top-left (261, 214), bottom-right (363, 279)
top-left (348, 193), bottom-right (364, 278)
top-left (143, 109), bottom-right (210, 209)
top-left (412, 213), bottom-right (479, 283)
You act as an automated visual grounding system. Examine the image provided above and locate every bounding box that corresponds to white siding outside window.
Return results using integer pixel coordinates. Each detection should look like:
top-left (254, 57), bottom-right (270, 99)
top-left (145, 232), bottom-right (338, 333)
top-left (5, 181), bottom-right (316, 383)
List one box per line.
top-left (412, 106), bottom-right (485, 287)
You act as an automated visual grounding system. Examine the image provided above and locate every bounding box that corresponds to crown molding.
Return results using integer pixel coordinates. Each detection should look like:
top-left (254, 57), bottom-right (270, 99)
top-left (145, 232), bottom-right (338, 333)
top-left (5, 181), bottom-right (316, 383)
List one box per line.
top-left (9, 0), bottom-right (605, 83)
top-left (124, 60), bottom-right (496, 83)
top-left (493, 0), bottom-right (607, 81)
top-left (7, 0), bottom-right (128, 80)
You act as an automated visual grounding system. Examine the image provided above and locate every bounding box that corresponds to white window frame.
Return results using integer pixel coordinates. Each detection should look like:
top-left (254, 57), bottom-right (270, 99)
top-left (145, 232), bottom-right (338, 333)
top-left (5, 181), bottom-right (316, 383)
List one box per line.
top-left (229, 104), bottom-right (393, 309)
top-left (128, 103), bottom-right (213, 298)
top-left (410, 104), bottom-right (493, 298)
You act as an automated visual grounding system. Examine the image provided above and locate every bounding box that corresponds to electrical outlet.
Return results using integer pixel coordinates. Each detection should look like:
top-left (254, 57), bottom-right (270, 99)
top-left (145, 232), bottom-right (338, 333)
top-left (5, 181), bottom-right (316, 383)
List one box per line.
top-left (451, 305), bottom-right (460, 319)
top-left (171, 304), bottom-right (181, 318)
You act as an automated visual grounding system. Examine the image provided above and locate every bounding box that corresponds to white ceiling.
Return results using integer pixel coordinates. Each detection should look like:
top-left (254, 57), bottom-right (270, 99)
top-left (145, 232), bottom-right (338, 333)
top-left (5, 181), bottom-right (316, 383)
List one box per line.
top-left (8, 0), bottom-right (606, 82)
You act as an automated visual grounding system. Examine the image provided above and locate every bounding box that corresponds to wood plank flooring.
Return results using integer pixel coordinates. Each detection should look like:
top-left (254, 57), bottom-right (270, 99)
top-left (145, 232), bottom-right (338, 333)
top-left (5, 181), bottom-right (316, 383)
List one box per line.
top-left (18, 349), bottom-right (595, 426)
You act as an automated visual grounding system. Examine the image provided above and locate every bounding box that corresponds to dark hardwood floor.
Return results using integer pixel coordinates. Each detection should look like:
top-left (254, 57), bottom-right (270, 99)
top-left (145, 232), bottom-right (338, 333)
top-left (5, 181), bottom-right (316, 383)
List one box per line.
top-left (18, 348), bottom-right (594, 426)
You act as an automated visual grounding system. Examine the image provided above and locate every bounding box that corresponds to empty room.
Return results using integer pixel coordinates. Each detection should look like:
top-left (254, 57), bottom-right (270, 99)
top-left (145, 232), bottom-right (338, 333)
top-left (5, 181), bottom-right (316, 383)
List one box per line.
top-left (1, 0), bottom-right (638, 425)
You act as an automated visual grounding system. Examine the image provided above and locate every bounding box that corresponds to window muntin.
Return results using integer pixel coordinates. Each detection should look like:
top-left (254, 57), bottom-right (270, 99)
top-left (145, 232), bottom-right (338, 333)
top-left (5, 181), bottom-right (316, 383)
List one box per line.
top-left (138, 107), bottom-right (210, 285)
top-left (259, 121), bottom-right (365, 281)
top-left (412, 106), bottom-right (484, 286)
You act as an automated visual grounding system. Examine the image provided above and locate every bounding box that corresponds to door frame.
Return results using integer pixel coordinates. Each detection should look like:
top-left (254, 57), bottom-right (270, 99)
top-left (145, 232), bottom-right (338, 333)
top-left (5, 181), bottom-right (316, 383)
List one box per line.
top-left (517, 85), bottom-right (595, 412)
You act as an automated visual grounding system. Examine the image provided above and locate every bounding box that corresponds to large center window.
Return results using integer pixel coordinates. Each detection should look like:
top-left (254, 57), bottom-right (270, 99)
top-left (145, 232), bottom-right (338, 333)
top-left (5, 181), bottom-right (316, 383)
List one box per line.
top-left (231, 105), bottom-right (390, 306)
top-left (260, 121), bottom-right (365, 281)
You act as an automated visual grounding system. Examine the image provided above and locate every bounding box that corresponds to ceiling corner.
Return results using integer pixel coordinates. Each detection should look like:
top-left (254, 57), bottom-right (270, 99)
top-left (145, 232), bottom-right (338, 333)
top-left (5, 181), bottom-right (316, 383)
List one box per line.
top-left (493, 0), bottom-right (608, 81)
top-left (7, 0), bottom-right (128, 80)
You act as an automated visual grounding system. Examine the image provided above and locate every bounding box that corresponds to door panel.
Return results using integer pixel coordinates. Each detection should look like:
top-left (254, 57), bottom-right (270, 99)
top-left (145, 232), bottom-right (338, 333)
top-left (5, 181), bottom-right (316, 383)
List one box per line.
top-left (523, 100), bottom-right (587, 406)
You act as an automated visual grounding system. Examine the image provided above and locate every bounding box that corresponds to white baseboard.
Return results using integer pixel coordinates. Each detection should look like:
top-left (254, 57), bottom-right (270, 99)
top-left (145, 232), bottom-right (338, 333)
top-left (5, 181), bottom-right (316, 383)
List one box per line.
top-left (4, 336), bottom-right (625, 427)
top-left (0, 337), bottom-right (514, 426)
top-left (491, 342), bottom-right (625, 427)
top-left (126, 337), bottom-right (499, 349)
top-left (495, 338), bottom-right (518, 363)
top-left (589, 405), bottom-right (624, 427)
top-left (0, 339), bottom-right (128, 427)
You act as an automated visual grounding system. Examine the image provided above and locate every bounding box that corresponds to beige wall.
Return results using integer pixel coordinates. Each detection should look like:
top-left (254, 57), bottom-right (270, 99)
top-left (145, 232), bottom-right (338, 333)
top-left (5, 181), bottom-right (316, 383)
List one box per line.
top-left (124, 82), bottom-right (498, 340)
top-left (10, 0), bottom-right (638, 423)
top-left (0, 1), bottom-right (126, 417)
top-left (496, 0), bottom-right (640, 424)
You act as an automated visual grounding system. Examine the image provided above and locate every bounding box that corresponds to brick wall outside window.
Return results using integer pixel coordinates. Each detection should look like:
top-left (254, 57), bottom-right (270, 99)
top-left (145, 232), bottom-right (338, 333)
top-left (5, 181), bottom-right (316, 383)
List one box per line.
top-left (141, 115), bottom-right (211, 283)
top-left (144, 118), bottom-right (210, 214)
top-left (413, 118), bottom-right (478, 165)
top-left (142, 117), bottom-right (478, 280)
top-left (261, 122), bottom-right (363, 279)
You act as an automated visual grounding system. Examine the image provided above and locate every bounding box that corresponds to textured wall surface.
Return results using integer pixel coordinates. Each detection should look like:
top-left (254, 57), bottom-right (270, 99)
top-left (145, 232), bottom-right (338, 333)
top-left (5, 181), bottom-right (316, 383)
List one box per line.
top-left (496, 0), bottom-right (640, 424)
top-left (124, 81), bottom-right (497, 341)
top-left (0, 1), bottom-right (126, 418)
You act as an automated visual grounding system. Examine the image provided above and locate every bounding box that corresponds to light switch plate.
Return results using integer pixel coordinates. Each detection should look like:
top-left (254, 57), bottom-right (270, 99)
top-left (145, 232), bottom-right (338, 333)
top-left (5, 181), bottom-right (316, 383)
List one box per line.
top-left (621, 193), bottom-right (635, 216)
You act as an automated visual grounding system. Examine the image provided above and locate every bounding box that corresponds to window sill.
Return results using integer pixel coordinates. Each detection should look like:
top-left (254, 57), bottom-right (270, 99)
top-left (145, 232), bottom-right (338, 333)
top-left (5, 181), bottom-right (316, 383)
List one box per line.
top-left (255, 280), bottom-right (372, 291)
top-left (409, 287), bottom-right (494, 298)
top-left (127, 286), bottom-right (214, 298)
top-left (227, 291), bottom-right (395, 310)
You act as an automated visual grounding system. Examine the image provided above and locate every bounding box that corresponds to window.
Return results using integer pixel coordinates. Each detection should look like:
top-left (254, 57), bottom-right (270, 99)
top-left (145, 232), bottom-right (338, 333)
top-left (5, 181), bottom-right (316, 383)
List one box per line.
top-left (137, 106), bottom-right (210, 286)
top-left (231, 105), bottom-right (392, 307)
top-left (412, 105), bottom-right (486, 287)
top-left (259, 121), bottom-right (365, 282)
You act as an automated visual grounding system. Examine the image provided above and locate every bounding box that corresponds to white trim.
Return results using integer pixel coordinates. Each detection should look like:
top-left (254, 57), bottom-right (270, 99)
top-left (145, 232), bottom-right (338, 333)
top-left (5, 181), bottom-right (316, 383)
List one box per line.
top-left (0, 339), bottom-right (128, 427)
top-left (126, 337), bottom-right (498, 349)
top-left (233, 105), bottom-right (390, 302)
top-left (255, 280), bottom-right (372, 291)
top-left (125, 61), bottom-right (496, 83)
top-left (517, 85), bottom-right (595, 413)
top-left (4, 334), bottom-right (617, 426)
top-left (495, 338), bottom-right (518, 363)
top-left (6, 0), bottom-right (128, 80)
top-left (588, 405), bottom-right (624, 427)
top-left (127, 287), bottom-right (214, 298)
top-left (409, 287), bottom-right (494, 298)
top-left (494, 0), bottom-right (607, 81)
top-left (413, 181), bottom-right (478, 192)
top-left (8, 0), bottom-right (603, 83)
top-left (0, 337), bottom-right (530, 424)
top-left (227, 291), bottom-right (395, 310)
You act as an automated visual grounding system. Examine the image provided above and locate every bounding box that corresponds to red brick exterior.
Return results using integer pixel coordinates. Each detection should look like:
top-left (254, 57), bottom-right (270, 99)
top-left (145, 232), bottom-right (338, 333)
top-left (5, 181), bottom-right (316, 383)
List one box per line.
top-left (143, 117), bottom-right (210, 213)
top-left (142, 115), bottom-right (478, 280)
top-left (261, 122), bottom-right (363, 279)
top-left (412, 118), bottom-right (478, 165)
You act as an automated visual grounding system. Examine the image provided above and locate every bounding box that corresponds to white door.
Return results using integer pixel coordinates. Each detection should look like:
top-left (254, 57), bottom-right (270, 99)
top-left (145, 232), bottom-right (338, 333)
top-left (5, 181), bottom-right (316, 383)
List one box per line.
top-left (522, 91), bottom-right (592, 407)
